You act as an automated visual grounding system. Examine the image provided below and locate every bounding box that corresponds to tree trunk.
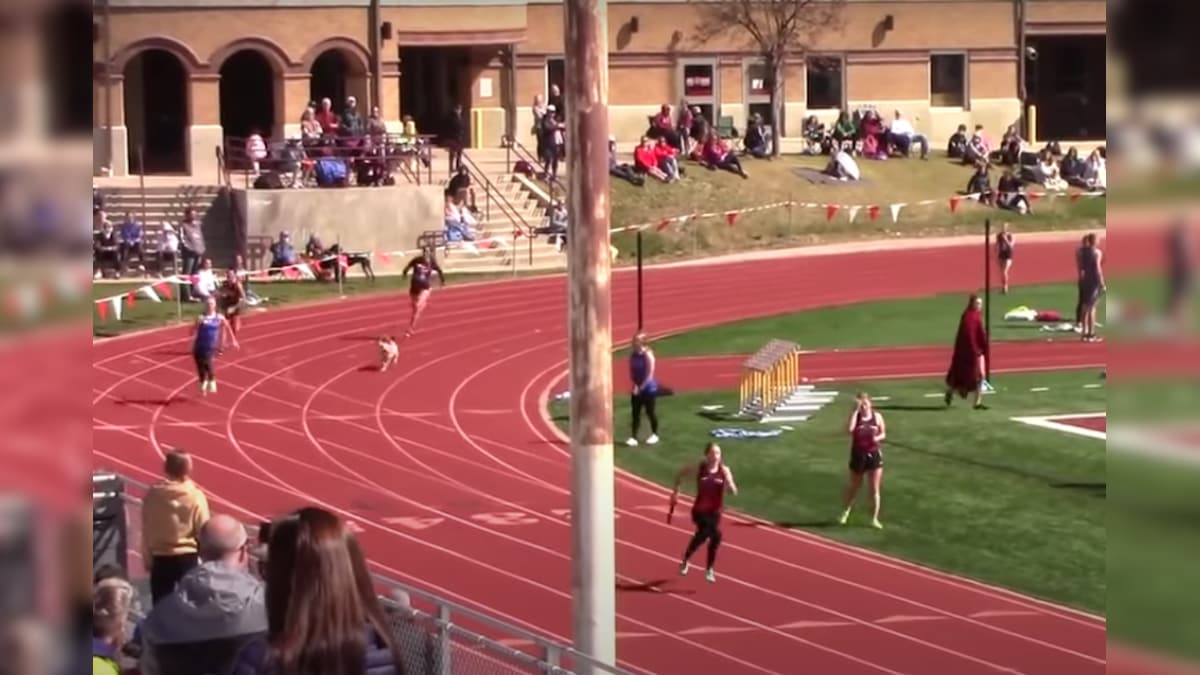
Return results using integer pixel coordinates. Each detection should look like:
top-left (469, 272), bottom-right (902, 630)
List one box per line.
top-left (769, 56), bottom-right (784, 157)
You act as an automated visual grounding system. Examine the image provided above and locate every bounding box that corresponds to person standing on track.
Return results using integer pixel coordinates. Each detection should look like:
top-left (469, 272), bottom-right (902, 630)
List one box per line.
top-left (670, 442), bottom-right (738, 583)
top-left (996, 223), bottom-right (1014, 294)
top-left (944, 293), bottom-right (989, 410)
top-left (217, 269), bottom-right (246, 336)
top-left (838, 392), bottom-right (887, 529)
top-left (626, 333), bottom-right (671, 446)
top-left (1076, 232), bottom-right (1105, 342)
top-left (191, 296), bottom-right (239, 396)
top-left (401, 248), bottom-right (445, 338)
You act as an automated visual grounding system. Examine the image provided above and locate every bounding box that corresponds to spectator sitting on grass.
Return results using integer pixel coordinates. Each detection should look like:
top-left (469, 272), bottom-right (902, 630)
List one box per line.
top-left (966, 160), bottom-right (993, 204)
top-left (634, 137), bottom-right (670, 183)
top-left (229, 507), bottom-right (406, 675)
top-left (997, 125), bottom-right (1024, 165)
top-left (742, 113), bottom-right (771, 159)
top-left (824, 148), bottom-right (862, 182)
top-left (996, 169), bottom-right (1031, 214)
top-left (947, 124), bottom-right (968, 159)
top-left (140, 514), bottom-right (267, 675)
top-left (1060, 147), bottom-right (1086, 187)
top-left (608, 137), bottom-right (644, 187)
top-left (1035, 149), bottom-right (1068, 191)
top-left (700, 132), bottom-right (748, 179)
top-left (886, 110), bottom-right (929, 159)
top-left (963, 125), bottom-right (990, 165)
top-left (1083, 148), bottom-right (1106, 191)
top-left (654, 136), bottom-right (682, 181)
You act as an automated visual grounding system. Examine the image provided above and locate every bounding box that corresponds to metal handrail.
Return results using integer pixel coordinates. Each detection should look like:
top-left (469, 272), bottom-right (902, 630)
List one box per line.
top-left (455, 151), bottom-right (537, 268)
top-left (108, 472), bottom-right (636, 675)
top-left (502, 135), bottom-right (567, 201)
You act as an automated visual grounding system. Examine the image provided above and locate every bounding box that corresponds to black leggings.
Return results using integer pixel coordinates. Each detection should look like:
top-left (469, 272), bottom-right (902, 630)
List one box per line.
top-left (194, 351), bottom-right (214, 382)
top-left (631, 392), bottom-right (658, 436)
top-left (683, 510), bottom-right (722, 569)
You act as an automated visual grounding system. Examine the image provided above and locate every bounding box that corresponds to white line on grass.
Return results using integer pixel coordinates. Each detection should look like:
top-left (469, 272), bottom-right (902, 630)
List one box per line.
top-left (1010, 413), bottom-right (1107, 441)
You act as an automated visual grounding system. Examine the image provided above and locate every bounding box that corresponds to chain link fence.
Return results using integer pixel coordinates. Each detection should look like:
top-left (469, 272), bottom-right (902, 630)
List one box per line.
top-left (101, 472), bottom-right (633, 675)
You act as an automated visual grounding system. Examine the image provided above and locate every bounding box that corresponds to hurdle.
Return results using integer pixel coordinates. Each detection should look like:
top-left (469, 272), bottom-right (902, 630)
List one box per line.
top-left (738, 339), bottom-right (802, 419)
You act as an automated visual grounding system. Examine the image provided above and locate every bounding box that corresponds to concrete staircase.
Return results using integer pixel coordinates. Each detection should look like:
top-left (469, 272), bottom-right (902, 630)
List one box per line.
top-left (95, 184), bottom-right (232, 274)
top-left (437, 147), bottom-right (566, 275)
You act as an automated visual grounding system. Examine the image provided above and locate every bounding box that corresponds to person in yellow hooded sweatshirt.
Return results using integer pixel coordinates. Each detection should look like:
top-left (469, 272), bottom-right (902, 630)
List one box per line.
top-left (142, 450), bottom-right (210, 605)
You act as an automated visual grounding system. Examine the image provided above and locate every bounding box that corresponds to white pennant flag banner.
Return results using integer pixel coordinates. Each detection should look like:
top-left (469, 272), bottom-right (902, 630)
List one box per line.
top-left (847, 205), bottom-right (861, 224)
top-left (140, 286), bottom-right (162, 303)
top-left (889, 203), bottom-right (905, 223)
top-left (110, 295), bottom-right (123, 321)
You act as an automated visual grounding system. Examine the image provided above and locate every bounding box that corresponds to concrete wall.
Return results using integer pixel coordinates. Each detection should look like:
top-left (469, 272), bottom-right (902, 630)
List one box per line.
top-left (235, 184), bottom-right (444, 273)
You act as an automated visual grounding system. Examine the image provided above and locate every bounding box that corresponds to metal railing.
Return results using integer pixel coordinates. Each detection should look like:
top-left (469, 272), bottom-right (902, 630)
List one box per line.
top-left (502, 136), bottom-right (567, 201)
top-left (108, 472), bottom-right (635, 675)
top-left (455, 151), bottom-right (537, 269)
top-left (220, 133), bottom-right (437, 188)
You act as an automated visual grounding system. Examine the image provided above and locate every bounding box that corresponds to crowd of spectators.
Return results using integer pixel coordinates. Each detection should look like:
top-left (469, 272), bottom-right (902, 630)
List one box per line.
top-left (92, 452), bottom-right (439, 675)
top-left (91, 206), bottom-right (184, 280)
top-left (240, 96), bottom-right (433, 189)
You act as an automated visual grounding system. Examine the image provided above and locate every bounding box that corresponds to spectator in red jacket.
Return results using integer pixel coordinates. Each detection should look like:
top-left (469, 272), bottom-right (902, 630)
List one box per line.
top-left (634, 137), bottom-right (670, 182)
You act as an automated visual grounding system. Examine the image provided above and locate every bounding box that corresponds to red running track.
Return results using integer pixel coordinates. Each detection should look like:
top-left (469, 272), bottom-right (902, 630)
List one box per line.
top-left (92, 234), bottom-right (1127, 675)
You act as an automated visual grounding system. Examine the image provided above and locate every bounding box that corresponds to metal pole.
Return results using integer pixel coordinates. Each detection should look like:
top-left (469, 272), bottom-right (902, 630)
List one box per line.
top-left (563, 0), bottom-right (615, 672)
top-left (636, 231), bottom-right (643, 332)
top-left (984, 218), bottom-right (992, 382)
top-left (102, 0), bottom-right (114, 172)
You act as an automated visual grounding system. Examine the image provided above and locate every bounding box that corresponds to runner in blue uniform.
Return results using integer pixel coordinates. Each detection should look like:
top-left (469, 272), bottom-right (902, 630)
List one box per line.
top-left (191, 296), bottom-right (239, 395)
top-left (626, 333), bottom-right (672, 446)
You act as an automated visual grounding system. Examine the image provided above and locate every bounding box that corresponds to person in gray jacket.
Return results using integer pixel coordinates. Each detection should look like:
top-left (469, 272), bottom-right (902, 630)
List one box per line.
top-left (140, 514), bottom-right (267, 675)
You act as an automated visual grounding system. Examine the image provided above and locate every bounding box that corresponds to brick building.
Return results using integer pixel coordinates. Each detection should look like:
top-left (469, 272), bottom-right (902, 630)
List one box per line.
top-left (93, 0), bottom-right (1105, 178)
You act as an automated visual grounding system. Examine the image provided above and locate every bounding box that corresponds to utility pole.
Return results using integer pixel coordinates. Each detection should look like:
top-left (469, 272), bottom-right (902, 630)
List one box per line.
top-left (563, 0), bottom-right (615, 672)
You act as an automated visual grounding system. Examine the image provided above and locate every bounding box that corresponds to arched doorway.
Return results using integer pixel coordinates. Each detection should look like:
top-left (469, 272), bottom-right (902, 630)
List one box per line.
top-left (123, 49), bottom-right (188, 174)
top-left (310, 49), bottom-right (369, 114)
top-left (218, 50), bottom-right (277, 141)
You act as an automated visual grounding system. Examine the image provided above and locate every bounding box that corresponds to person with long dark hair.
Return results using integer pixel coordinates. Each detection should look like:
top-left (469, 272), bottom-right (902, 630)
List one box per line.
top-left (190, 296), bottom-right (239, 396)
top-left (229, 507), bottom-right (405, 675)
top-left (401, 248), bottom-right (445, 338)
top-left (995, 223), bottom-right (1014, 294)
top-left (944, 294), bottom-right (990, 410)
top-left (670, 443), bottom-right (738, 584)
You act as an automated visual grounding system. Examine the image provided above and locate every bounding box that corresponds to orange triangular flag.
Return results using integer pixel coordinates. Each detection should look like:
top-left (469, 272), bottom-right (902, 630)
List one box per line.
top-left (96, 300), bottom-right (108, 321)
top-left (725, 211), bottom-right (738, 226)
top-left (1028, 192), bottom-right (1042, 202)
top-left (867, 205), bottom-right (880, 221)
top-left (155, 282), bottom-right (173, 300)
top-left (1069, 192), bottom-right (1081, 202)
top-left (949, 196), bottom-right (962, 213)
top-left (125, 291), bottom-right (136, 309)
top-left (379, 252), bottom-right (392, 263)
top-left (656, 218), bottom-right (672, 232)
top-left (825, 204), bottom-right (840, 222)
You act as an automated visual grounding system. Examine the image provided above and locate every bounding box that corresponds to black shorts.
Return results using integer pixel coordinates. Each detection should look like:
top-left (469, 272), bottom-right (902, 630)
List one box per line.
top-left (410, 285), bottom-right (430, 299)
top-left (193, 350), bottom-right (215, 376)
top-left (849, 450), bottom-right (882, 474)
top-left (1079, 281), bottom-right (1101, 307)
top-left (692, 509), bottom-right (721, 531)
top-left (998, 250), bottom-right (1013, 262)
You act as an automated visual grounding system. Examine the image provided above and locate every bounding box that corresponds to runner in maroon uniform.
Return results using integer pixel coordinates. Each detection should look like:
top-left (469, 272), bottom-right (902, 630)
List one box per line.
top-left (401, 248), bottom-right (445, 337)
top-left (670, 443), bottom-right (738, 583)
top-left (838, 392), bottom-right (887, 529)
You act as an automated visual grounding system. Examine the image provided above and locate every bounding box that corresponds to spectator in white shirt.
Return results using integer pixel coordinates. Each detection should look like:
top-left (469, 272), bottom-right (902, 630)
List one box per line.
top-left (824, 149), bottom-right (862, 181)
top-left (886, 111), bottom-right (929, 159)
top-left (1083, 148), bottom-right (1106, 191)
top-left (192, 258), bottom-right (218, 301)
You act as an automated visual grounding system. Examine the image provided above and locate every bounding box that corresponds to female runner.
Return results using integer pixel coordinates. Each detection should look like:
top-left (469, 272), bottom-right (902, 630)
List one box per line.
top-left (626, 333), bottom-right (671, 446)
top-left (1076, 232), bottom-right (1105, 342)
top-left (401, 248), bottom-right (445, 337)
top-left (670, 442), bottom-right (738, 583)
top-left (838, 393), bottom-right (887, 529)
top-left (996, 223), bottom-right (1014, 294)
top-left (191, 296), bottom-right (239, 395)
top-left (217, 269), bottom-right (246, 336)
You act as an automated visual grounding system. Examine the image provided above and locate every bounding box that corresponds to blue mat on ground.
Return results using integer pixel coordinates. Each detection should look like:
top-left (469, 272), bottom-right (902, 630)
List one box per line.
top-left (710, 428), bottom-right (785, 440)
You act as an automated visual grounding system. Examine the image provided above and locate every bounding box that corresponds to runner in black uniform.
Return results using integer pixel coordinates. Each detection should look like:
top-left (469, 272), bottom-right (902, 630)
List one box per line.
top-left (1076, 233), bottom-right (1105, 342)
top-left (996, 224), bottom-right (1014, 294)
top-left (401, 248), bottom-right (445, 337)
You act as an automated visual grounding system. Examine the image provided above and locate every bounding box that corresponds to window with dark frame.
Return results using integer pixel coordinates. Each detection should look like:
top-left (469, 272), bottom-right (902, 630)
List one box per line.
top-left (805, 56), bottom-right (843, 110)
top-left (930, 53), bottom-right (967, 108)
top-left (746, 62), bottom-right (771, 97)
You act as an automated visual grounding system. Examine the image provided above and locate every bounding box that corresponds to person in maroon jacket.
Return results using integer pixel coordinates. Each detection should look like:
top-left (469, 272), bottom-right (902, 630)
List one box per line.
top-left (944, 294), bottom-right (990, 410)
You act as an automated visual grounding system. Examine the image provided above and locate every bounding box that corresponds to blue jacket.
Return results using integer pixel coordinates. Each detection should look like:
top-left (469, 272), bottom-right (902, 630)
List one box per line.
top-left (228, 628), bottom-right (399, 675)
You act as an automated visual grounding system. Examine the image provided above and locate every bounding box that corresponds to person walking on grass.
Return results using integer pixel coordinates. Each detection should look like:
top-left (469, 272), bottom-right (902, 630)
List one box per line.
top-left (838, 393), bottom-right (887, 529)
